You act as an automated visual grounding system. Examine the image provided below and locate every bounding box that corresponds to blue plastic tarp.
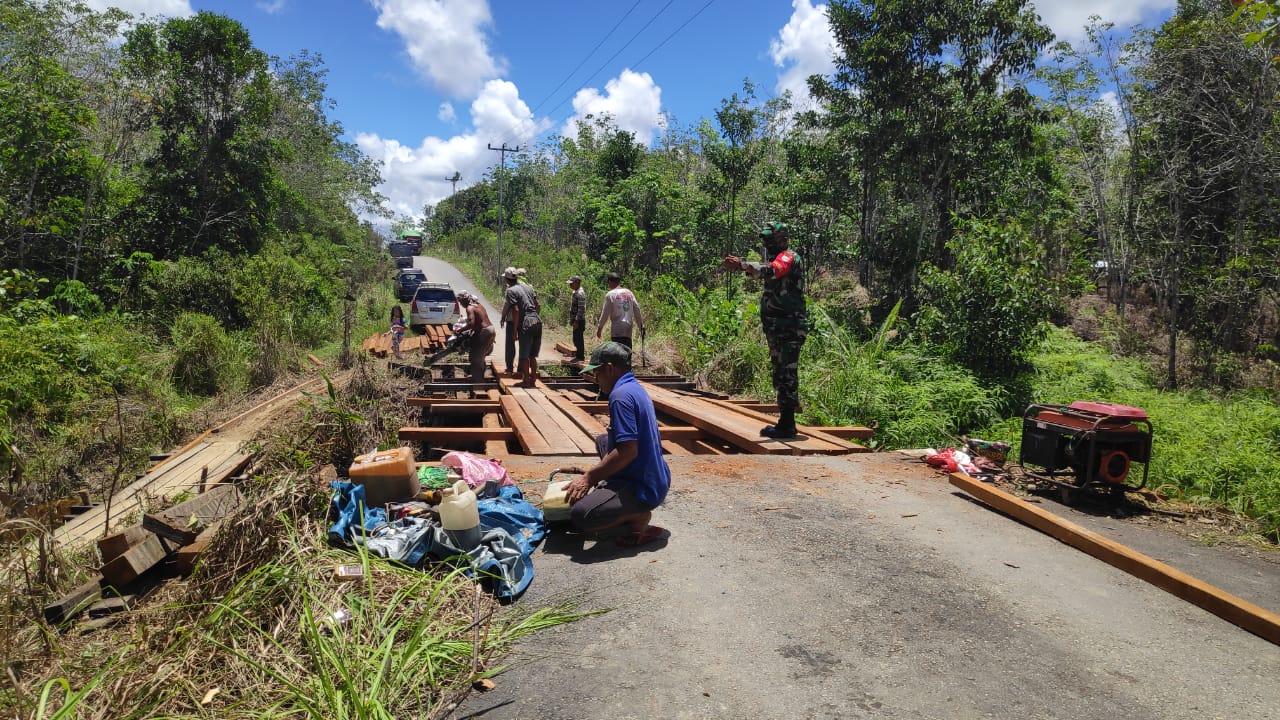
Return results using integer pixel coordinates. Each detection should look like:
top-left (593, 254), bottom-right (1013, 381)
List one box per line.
top-left (327, 481), bottom-right (546, 601)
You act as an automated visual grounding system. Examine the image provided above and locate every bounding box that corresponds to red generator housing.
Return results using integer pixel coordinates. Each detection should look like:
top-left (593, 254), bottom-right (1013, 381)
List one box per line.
top-left (1019, 401), bottom-right (1153, 492)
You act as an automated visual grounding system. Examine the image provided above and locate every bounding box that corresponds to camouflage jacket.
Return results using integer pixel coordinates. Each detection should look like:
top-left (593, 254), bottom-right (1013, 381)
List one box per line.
top-left (743, 248), bottom-right (807, 331)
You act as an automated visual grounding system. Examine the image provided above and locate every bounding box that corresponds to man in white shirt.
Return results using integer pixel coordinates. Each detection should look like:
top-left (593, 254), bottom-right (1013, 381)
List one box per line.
top-left (595, 272), bottom-right (644, 349)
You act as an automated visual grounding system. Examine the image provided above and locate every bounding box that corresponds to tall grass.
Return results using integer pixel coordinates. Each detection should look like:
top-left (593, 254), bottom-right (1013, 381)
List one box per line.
top-left (21, 527), bottom-right (589, 719)
top-left (978, 329), bottom-right (1280, 538)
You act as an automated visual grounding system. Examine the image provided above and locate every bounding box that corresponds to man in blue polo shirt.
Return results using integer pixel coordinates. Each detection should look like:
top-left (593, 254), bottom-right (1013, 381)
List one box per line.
top-left (564, 342), bottom-right (670, 546)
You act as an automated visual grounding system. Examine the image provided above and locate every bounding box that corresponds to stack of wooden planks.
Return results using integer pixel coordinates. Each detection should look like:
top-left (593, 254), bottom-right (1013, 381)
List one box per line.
top-left (399, 370), bottom-right (873, 457)
top-left (53, 438), bottom-right (251, 551)
top-left (361, 325), bottom-right (454, 358)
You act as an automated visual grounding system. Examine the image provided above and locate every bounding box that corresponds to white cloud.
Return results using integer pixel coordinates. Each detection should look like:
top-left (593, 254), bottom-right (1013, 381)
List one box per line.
top-left (438, 102), bottom-right (457, 123)
top-left (357, 80), bottom-right (550, 219)
top-left (81, 0), bottom-right (193, 17)
top-left (256, 0), bottom-right (287, 15)
top-left (770, 0), bottom-right (836, 112)
top-left (370, 0), bottom-right (505, 98)
top-left (562, 69), bottom-right (664, 146)
top-left (1030, 0), bottom-right (1176, 44)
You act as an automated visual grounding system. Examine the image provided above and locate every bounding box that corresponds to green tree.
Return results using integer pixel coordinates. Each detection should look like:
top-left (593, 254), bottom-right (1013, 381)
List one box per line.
top-left (805, 0), bottom-right (1054, 314)
top-left (914, 218), bottom-right (1052, 374)
top-left (122, 11), bottom-right (279, 259)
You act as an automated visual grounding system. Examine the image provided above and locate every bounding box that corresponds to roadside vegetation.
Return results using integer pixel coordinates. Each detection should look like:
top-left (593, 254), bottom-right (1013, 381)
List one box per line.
top-left (4, 0), bottom-right (1280, 717)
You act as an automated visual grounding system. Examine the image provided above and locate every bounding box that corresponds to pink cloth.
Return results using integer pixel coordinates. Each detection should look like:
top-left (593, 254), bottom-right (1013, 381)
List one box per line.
top-left (440, 451), bottom-right (515, 489)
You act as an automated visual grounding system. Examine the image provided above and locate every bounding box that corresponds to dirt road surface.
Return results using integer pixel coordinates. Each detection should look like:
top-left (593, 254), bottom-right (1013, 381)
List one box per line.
top-left (454, 453), bottom-right (1279, 720)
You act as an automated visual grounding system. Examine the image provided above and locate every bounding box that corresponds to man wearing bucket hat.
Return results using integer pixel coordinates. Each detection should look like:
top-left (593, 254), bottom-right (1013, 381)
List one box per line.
top-left (500, 267), bottom-right (542, 388)
top-left (498, 267), bottom-right (529, 376)
top-left (563, 342), bottom-right (669, 547)
top-left (721, 221), bottom-right (808, 439)
top-left (566, 275), bottom-right (586, 361)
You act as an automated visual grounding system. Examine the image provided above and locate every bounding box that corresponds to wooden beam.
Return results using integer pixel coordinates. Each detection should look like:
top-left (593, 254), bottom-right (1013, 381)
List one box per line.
top-left (658, 426), bottom-right (707, 442)
top-left (143, 483), bottom-right (243, 546)
top-left (482, 413), bottom-right (508, 457)
top-left (699, 397), bottom-right (863, 453)
top-left (43, 575), bottom-right (103, 624)
top-left (513, 392), bottom-right (589, 455)
top-left (399, 426), bottom-right (516, 441)
top-left (661, 440), bottom-right (692, 456)
top-left (427, 402), bottom-right (501, 415)
top-left (407, 396), bottom-right (498, 407)
top-left (807, 426), bottom-right (876, 441)
top-left (494, 395), bottom-right (548, 455)
top-left (101, 533), bottom-right (167, 588)
top-left (97, 526), bottom-right (151, 563)
top-left (948, 472), bottom-right (1280, 646)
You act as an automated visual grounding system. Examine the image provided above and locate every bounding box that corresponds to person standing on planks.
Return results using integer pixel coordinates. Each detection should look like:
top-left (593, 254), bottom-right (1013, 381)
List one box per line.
top-left (454, 291), bottom-right (495, 396)
top-left (501, 267), bottom-right (542, 388)
top-left (595, 271), bottom-right (645, 350)
top-left (564, 342), bottom-right (669, 547)
top-left (566, 275), bottom-right (587, 362)
top-left (498, 267), bottom-right (531, 375)
top-left (721, 221), bottom-right (808, 439)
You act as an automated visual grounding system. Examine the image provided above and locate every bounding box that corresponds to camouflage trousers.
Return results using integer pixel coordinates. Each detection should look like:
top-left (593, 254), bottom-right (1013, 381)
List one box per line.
top-left (765, 327), bottom-right (807, 411)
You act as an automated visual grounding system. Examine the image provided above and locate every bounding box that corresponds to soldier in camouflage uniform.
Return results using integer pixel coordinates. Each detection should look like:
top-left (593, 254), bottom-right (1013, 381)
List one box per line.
top-left (722, 222), bottom-right (807, 439)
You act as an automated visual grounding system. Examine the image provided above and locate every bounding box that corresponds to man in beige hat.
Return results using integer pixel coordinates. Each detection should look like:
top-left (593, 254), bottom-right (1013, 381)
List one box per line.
top-left (566, 275), bottom-right (586, 361)
top-left (499, 267), bottom-right (528, 375)
top-left (500, 267), bottom-right (542, 387)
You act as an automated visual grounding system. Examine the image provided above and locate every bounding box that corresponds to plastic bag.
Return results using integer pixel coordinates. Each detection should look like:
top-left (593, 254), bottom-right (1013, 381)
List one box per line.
top-left (440, 451), bottom-right (515, 492)
top-left (924, 447), bottom-right (980, 476)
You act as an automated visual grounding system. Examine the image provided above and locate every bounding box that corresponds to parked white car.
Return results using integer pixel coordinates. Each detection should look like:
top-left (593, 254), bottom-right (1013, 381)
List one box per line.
top-left (409, 282), bottom-right (460, 332)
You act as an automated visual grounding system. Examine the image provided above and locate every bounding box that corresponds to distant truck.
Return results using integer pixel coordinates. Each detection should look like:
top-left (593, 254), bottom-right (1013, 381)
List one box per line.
top-left (399, 230), bottom-right (423, 254)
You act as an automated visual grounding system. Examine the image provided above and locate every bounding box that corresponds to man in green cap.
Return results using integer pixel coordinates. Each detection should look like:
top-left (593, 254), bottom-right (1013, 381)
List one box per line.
top-left (563, 341), bottom-right (669, 547)
top-left (721, 221), bottom-right (808, 439)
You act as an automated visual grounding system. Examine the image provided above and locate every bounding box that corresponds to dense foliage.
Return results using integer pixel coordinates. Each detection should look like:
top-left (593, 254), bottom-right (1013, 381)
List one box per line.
top-left (0, 0), bottom-right (388, 501)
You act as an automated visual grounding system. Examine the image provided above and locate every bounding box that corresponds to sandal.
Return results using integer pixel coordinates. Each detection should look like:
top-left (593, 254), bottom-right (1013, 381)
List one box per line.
top-left (616, 525), bottom-right (664, 547)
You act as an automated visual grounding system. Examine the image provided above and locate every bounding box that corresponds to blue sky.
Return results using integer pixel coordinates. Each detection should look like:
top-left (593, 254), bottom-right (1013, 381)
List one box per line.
top-left (85, 1), bottom-right (1176, 225)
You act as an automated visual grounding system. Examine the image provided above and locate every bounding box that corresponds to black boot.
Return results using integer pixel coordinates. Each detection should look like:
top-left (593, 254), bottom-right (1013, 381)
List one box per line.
top-left (761, 407), bottom-right (797, 439)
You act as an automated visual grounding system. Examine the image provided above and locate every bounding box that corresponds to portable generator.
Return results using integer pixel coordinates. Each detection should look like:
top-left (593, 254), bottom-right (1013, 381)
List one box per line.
top-left (1019, 401), bottom-right (1153, 494)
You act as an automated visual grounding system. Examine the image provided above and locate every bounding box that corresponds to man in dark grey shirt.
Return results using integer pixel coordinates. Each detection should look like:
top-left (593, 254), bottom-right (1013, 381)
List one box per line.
top-left (501, 268), bottom-right (542, 387)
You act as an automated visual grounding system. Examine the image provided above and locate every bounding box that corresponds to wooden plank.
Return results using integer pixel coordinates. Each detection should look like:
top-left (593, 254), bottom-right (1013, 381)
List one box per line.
top-left (407, 396), bottom-right (499, 407)
top-left (398, 426), bottom-right (516, 441)
top-left (512, 392), bottom-right (583, 455)
top-left (661, 440), bottom-right (692, 456)
top-left (657, 426), bottom-right (707, 442)
top-left (642, 383), bottom-right (789, 455)
top-left (543, 392), bottom-right (607, 438)
top-left (174, 521), bottom-right (224, 575)
top-left (87, 595), bottom-right (136, 618)
top-left (520, 390), bottom-right (597, 455)
top-left (498, 395), bottom-right (555, 455)
top-left (690, 439), bottom-right (727, 455)
top-left (700, 398), bottom-right (860, 454)
top-left (101, 533), bottom-right (167, 588)
top-left (143, 483), bottom-right (243, 546)
top-left (808, 426), bottom-right (876, 441)
top-left (948, 472), bottom-right (1280, 646)
top-left (428, 402), bottom-right (502, 415)
top-left (482, 412), bottom-right (508, 457)
top-left (97, 526), bottom-right (151, 563)
top-left (43, 576), bottom-right (103, 624)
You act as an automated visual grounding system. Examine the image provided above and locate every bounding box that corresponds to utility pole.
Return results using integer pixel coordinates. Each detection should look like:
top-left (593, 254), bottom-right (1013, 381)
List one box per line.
top-left (446, 171), bottom-right (460, 196)
top-left (487, 143), bottom-right (520, 285)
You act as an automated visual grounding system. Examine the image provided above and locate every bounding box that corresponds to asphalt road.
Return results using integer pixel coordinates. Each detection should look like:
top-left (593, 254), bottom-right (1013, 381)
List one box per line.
top-left (452, 452), bottom-right (1280, 720)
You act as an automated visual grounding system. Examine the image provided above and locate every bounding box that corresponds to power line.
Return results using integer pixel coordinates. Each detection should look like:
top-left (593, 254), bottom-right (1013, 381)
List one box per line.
top-left (526, 0), bottom-right (645, 117)
top-left (628, 0), bottom-right (716, 72)
top-left (499, 0), bottom-right (678, 146)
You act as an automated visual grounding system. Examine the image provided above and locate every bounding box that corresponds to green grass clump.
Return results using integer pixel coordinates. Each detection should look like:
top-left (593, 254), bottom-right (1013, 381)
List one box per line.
top-left (24, 525), bottom-right (590, 720)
